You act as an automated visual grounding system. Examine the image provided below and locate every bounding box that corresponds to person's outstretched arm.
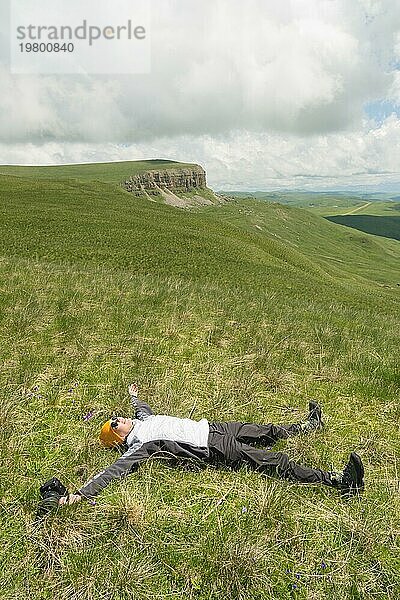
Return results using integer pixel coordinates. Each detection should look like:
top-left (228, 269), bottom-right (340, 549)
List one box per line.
top-left (58, 383), bottom-right (155, 506)
top-left (59, 441), bottom-right (157, 504)
top-left (129, 382), bottom-right (154, 421)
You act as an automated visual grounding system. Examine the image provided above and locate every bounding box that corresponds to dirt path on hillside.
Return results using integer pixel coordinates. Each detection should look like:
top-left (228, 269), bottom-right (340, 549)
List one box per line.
top-left (343, 202), bottom-right (372, 215)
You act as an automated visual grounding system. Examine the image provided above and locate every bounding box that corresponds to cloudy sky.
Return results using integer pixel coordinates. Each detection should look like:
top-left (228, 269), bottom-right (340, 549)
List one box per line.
top-left (1, 0), bottom-right (400, 191)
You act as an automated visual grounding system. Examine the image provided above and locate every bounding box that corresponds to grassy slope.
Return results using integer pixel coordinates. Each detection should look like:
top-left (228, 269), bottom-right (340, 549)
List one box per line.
top-left (221, 190), bottom-right (400, 215)
top-left (200, 199), bottom-right (400, 287)
top-left (0, 160), bottom-right (217, 207)
top-left (0, 159), bottom-right (196, 183)
top-left (0, 170), bottom-right (399, 600)
top-left (308, 201), bottom-right (400, 217)
top-left (220, 191), bottom-right (368, 211)
top-left (220, 191), bottom-right (400, 243)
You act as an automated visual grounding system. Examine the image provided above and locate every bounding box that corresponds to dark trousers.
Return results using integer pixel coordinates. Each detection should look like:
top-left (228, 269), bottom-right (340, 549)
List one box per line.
top-left (208, 421), bottom-right (334, 487)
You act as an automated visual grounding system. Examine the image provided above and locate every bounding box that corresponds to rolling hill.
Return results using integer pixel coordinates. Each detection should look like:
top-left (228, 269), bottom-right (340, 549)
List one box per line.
top-left (1, 162), bottom-right (399, 600)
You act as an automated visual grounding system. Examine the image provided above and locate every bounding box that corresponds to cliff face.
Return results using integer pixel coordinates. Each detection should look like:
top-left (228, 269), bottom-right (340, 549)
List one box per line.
top-left (123, 166), bottom-right (206, 195)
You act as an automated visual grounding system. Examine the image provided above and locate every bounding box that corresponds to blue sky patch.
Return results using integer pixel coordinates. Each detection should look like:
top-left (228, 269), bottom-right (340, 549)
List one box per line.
top-left (364, 100), bottom-right (400, 124)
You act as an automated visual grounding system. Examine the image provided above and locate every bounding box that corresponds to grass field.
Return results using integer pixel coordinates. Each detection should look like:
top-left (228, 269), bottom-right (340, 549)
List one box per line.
top-left (0, 159), bottom-right (196, 183)
top-left (306, 201), bottom-right (400, 217)
top-left (305, 199), bottom-right (400, 243)
top-left (220, 191), bottom-right (374, 212)
top-left (1, 165), bottom-right (399, 600)
top-left (221, 191), bottom-right (400, 241)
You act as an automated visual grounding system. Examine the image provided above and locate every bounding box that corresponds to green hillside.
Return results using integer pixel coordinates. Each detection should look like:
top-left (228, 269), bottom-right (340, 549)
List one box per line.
top-left (220, 190), bottom-right (400, 242)
top-left (309, 200), bottom-right (400, 217)
top-left (0, 159), bottom-right (195, 183)
top-left (220, 190), bottom-right (370, 211)
top-left (221, 190), bottom-right (400, 214)
top-left (1, 165), bottom-right (399, 600)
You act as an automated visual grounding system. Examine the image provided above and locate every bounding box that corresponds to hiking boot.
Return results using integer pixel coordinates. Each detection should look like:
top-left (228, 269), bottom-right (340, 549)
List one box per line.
top-left (299, 400), bottom-right (324, 433)
top-left (296, 400), bottom-right (324, 434)
top-left (340, 452), bottom-right (365, 497)
top-left (307, 400), bottom-right (324, 429)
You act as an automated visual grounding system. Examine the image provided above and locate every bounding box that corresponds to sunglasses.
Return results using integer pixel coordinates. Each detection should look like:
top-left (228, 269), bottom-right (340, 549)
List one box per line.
top-left (110, 417), bottom-right (120, 430)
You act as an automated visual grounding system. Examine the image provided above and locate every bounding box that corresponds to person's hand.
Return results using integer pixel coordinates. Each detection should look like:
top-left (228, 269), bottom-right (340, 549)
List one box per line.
top-left (58, 494), bottom-right (82, 506)
top-left (128, 383), bottom-right (138, 396)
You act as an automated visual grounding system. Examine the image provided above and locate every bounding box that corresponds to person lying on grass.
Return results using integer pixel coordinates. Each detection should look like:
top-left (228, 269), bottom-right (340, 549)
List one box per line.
top-left (59, 383), bottom-right (364, 506)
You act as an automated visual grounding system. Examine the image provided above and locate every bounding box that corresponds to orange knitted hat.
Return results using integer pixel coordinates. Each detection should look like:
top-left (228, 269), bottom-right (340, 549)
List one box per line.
top-left (99, 420), bottom-right (124, 448)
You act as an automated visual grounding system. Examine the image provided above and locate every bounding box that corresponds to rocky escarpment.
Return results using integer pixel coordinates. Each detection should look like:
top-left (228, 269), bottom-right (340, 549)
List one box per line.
top-left (122, 166), bottom-right (207, 196)
top-left (121, 164), bottom-right (223, 208)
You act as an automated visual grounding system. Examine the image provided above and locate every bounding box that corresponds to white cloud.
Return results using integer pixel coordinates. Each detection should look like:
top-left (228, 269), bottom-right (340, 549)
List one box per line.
top-left (1, 0), bottom-right (400, 190)
top-left (0, 0), bottom-right (398, 143)
top-left (2, 115), bottom-right (400, 190)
